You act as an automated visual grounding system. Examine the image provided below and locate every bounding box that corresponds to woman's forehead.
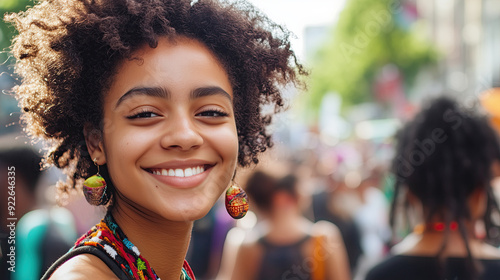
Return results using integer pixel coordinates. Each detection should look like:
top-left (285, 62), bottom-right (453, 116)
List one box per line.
top-left (106, 36), bottom-right (233, 103)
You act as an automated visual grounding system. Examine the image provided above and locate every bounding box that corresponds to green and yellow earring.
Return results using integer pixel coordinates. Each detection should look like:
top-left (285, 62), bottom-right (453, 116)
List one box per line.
top-left (83, 158), bottom-right (108, 206)
top-left (225, 183), bottom-right (249, 219)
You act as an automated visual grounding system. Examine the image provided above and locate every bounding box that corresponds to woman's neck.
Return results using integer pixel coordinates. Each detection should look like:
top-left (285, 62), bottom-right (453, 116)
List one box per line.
top-left (111, 203), bottom-right (193, 280)
top-left (265, 210), bottom-right (311, 244)
top-left (393, 223), bottom-right (500, 259)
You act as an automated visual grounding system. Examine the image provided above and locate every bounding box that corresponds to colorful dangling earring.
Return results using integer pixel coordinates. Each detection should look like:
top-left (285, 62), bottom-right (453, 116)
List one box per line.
top-left (83, 158), bottom-right (108, 206)
top-left (225, 183), bottom-right (249, 219)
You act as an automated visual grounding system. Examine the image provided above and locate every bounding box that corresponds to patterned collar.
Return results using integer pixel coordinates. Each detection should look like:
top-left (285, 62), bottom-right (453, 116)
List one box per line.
top-left (74, 213), bottom-right (195, 280)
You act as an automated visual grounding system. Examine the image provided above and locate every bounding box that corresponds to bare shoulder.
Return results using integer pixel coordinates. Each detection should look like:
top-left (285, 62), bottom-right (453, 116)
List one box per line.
top-left (311, 220), bottom-right (342, 240)
top-left (238, 235), bottom-right (263, 256)
top-left (478, 243), bottom-right (500, 259)
top-left (390, 233), bottom-right (421, 255)
top-left (311, 221), bottom-right (351, 279)
top-left (231, 230), bottom-right (264, 280)
top-left (311, 220), bottom-right (346, 255)
top-left (48, 254), bottom-right (118, 280)
top-left (229, 227), bottom-right (264, 264)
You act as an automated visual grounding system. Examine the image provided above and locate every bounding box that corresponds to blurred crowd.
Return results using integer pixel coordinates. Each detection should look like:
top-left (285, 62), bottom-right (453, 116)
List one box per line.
top-left (189, 134), bottom-right (394, 280)
top-left (3, 94), bottom-right (500, 280)
top-left (185, 95), bottom-right (500, 280)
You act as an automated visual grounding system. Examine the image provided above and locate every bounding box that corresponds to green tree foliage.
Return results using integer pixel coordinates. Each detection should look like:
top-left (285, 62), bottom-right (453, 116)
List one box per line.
top-left (307, 0), bottom-right (438, 114)
top-left (0, 0), bottom-right (33, 63)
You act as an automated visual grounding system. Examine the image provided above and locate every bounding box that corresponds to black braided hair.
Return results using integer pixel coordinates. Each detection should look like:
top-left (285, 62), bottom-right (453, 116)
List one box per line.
top-left (390, 96), bottom-right (500, 279)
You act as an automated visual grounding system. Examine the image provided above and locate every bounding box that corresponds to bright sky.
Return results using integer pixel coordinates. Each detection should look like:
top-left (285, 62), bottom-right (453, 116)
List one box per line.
top-left (246, 0), bottom-right (347, 59)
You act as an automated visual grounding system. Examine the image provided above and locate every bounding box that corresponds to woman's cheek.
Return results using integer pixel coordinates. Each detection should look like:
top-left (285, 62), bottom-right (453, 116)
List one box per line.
top-left (215, 125), bottom-right (239, 162)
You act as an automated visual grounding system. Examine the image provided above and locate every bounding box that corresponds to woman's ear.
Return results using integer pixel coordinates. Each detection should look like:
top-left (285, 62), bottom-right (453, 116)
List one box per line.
top-left (83, 123), bottom-right (106, 164)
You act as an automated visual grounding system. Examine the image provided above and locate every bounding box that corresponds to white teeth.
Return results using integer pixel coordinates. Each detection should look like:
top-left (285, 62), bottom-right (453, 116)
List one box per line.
top-left (175, 169), bottom-right (184, 177)
top-left (152, 165), bottom-right (206, 177)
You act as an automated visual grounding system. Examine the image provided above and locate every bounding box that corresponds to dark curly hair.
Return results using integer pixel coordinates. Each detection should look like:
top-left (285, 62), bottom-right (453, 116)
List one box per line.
top-left (390, 96), bottom-right (500, 279)
top-left (5, 0), bottom-right (306, 204)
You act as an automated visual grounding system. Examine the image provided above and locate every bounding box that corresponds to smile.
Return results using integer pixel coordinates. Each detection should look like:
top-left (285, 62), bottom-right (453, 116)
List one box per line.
top-left (149, 166), bottom-right (205, 177)
top-left (145, 163), bottom-right (214, 189)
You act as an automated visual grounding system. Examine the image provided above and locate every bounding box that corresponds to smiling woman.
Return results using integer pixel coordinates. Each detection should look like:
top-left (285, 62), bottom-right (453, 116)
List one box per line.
top-left (99, 37), bottom-right (239, 222)
top-left (4, 0), bottom-right (306, 279)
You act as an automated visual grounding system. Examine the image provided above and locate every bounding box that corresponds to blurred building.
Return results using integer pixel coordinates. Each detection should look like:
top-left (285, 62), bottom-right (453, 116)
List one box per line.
top-left (417, 0), bottom-right (500, 96)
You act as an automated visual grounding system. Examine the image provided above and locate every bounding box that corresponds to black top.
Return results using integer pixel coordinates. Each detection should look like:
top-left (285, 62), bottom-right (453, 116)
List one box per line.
top-left (312, 191), bottom-right (363, 272)
top-left (365, 255), bottom-right (500, 280)
top-left (257, 235), bottom-right (311, 280)
top-left (41, 246), bottom-right (129, 280)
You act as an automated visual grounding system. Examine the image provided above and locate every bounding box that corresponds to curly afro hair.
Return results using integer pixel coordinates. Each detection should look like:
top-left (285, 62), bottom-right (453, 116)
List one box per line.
top-left (390, 96), bottom-right (500, 278)
top-left (5, 0), bottom-right (307, 204)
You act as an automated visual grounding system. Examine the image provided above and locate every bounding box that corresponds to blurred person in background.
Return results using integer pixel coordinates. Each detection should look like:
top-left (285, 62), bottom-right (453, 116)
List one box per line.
top-left (221, 169), bottom-right (350, 280)
top-left (0, 134), bottom-right (77, 280)
top-left (480, 88), bottom-right (500, 247)
top-left (186, 199), bottom-right (235, 279)
top-left (365, 96), bottom-right (500, 280)
top-left (312, 166), bottom-right (364, 274)
top-left (351, 163), bottom-right (391, 280)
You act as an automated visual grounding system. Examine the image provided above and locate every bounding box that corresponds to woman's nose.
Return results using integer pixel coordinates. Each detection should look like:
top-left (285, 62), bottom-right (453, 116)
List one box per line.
top-left (160, 116), bottom-right (203, 151)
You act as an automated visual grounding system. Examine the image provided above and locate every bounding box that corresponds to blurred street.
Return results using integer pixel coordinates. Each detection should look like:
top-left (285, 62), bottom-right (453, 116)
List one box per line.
top-left (1, 0), bottom-right (500, 279)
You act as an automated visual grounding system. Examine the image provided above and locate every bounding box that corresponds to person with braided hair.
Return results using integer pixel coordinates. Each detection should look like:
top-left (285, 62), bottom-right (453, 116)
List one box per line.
top-left (365, 96), bottom-right (500, 280)
top-left (4, 0), bottom-right (306, 279)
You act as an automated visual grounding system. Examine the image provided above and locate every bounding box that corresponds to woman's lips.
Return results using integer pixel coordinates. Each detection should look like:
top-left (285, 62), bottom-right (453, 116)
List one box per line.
top-left (144, 164), bottom-right (214, 188)
top-left (149, 165), bottom-right (206, 177)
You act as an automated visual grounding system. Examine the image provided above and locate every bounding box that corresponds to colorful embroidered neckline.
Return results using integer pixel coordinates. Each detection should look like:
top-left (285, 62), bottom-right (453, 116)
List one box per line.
top-left (73, 214), bottom-right (194, 280)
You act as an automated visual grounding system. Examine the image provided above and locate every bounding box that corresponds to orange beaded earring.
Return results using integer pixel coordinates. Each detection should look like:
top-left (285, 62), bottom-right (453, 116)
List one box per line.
top-left (83, 158), bottom-right (109, 206)
top-left (225, 182), bottom-right (249, 219)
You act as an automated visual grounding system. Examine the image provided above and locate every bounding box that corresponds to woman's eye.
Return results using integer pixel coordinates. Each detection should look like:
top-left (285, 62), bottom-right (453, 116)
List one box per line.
top-left (197, 110), bottom-right (228, 117)
top-left (126, 111), bottom-right (159, 119)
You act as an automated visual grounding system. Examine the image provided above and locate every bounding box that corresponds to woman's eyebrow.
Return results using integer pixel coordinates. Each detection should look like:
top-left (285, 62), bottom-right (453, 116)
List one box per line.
top-left (115, 86), bottom-right (231, 108)
top-left (115, 87), bottom-right (169, 108)
top-left (191, 86), bottom-right (231, 101)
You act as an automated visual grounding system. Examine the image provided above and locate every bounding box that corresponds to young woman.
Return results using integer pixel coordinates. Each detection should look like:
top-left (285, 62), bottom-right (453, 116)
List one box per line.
top-left (5, 0), bottom-right (306, 279)
top-left (365, 97), bottom-right (500, 280)
top-left (220, 170), bottom-right (350, 280)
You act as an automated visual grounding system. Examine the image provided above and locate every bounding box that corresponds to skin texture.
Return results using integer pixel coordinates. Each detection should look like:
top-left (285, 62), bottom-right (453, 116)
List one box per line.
top-left (49, 255), bottom-right (119, 280)
top-left (51, 36), bottom-right (238, 279)
top-left (95, 36), bottom-right (237, 222)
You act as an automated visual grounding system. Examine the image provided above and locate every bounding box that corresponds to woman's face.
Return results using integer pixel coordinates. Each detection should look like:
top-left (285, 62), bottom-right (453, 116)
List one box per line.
top-left (99, 36), bottom-right (238, 222)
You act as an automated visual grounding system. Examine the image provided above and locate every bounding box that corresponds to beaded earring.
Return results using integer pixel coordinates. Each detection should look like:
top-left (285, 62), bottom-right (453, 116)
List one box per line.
top-left (83, 158), bottom-right (109, 206)
top-left (225, 182), bottom-right (249, 219)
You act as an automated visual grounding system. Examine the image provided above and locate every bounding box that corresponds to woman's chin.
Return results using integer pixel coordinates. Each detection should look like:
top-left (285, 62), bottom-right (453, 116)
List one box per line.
top-left (163, 204), bottom-right (213, 222)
